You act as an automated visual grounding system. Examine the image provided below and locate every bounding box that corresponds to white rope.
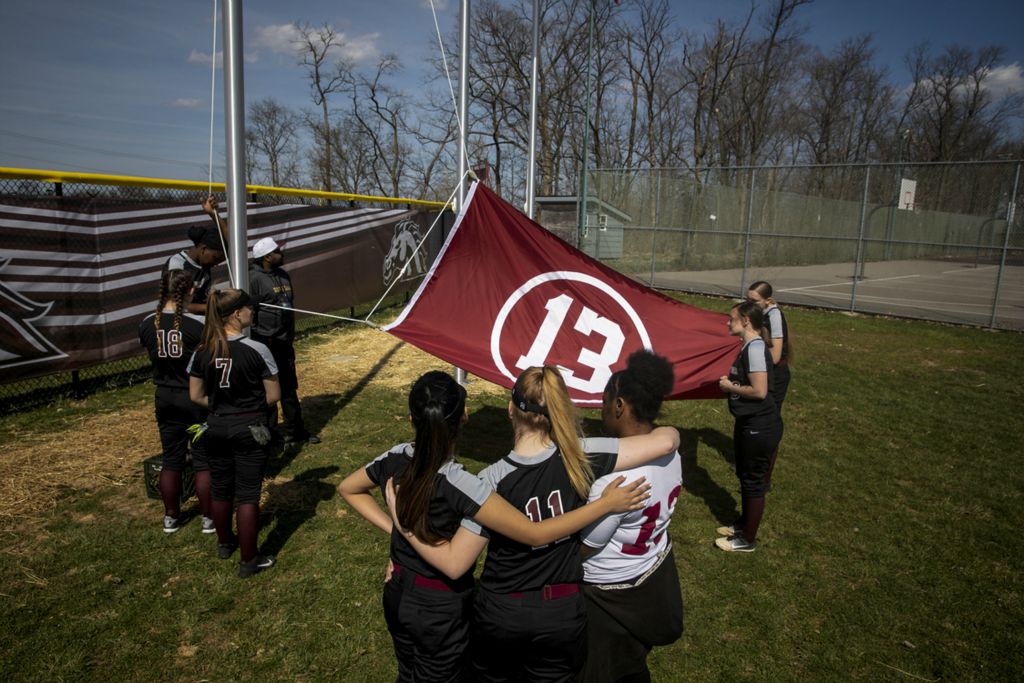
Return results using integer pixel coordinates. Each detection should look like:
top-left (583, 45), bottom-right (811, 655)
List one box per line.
top-left (207, 0), bottom-right (218, 193)
top-left (365, 171), bottom-right (469, 323)
top-left (429, 0), bottom-right (462, 143)
top-left (257, 303), bottom-right (379, 328)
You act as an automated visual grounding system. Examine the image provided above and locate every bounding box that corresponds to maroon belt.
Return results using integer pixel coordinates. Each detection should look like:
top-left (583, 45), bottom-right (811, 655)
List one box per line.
top-left (509, 583), bottom-right (580, 600)
top-left (393, 564), bottom-right (453, 592)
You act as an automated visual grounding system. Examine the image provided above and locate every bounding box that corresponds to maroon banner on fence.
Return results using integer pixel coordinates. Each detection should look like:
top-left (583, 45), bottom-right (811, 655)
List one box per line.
top-left (384, 182), bottom-right (739, 404)
top-left (0, 198), bottom-right (445, 383)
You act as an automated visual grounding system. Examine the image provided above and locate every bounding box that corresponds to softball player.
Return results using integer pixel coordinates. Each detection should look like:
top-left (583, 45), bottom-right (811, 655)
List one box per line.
top-left (580, 350), bottom-right (683, 683)
top-left (188, 288), bottom-right (281, 578)
top-left (716, 301), bottom-right (779, 552)
top-left (747, 280), bottom-right (791, 486)
top-left (138, 269), bottom-right (213, 534)
top-left (339, 371), bottom-right (653, 683)
top-left (162, 196), bottom-right (227, 314)
top-left (405, 366), bottom-right (679, 683)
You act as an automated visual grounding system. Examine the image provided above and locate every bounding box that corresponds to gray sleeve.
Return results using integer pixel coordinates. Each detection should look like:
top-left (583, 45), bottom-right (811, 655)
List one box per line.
top-left (768, 308), bottom-right (784, 339)
top-left (241, 338), bottom-right (279, 376)
top-left (460, 517), bottom-right (484, 536)
top-left (747, 341), bottom-right (768, 373)
top-left (445, 464), bottom-right (493, 507)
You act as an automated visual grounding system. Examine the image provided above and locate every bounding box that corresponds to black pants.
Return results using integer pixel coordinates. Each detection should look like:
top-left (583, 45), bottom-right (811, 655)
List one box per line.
top-left (580, 549), bottom-right (684, 683)
top-left (734, 419), bottom-right (782, 498)
top-left (774, 363), bottom-right (791, 413)
top-left (253, 336), bottom-right (306, 440)
top-left (205, 414), bottom-right (268, 504)
top-left (155, 387), bottom-right (208, 471)
top-left (471, 587), bottom-right (587, 683)
top-left (383, 566), bottom-right (473, 683)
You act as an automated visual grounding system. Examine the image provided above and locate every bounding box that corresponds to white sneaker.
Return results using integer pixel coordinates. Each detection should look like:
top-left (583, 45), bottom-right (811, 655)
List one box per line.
top-left (715, 534), bottom-right (756, 552)
top-left (162, 515), bottom-right (180, 534)
top-left (201, 516), bottom-right (216, 534)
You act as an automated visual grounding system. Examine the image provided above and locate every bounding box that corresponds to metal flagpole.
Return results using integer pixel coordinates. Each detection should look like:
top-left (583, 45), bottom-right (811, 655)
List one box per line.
top-left (222, 0), bottom-right (248, 293)
top-left (526, 0), bottom-right (540, 219)
top-left (455, 0), bottom-right (471, 385)
top-left (576, 0), bottom-right (595, 248)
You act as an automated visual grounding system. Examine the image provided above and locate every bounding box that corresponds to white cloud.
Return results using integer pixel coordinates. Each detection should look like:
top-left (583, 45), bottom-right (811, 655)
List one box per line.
top-left (984, 63), bottom-right (1024, 98)
top-left (187, 49), bottom-right (257, 68)
top-left (252, 23), bottom-right (379, 63)
top-left (252, 23), bottom-right (303, 55)
top-left (172, 98), bottom-right (201, 108)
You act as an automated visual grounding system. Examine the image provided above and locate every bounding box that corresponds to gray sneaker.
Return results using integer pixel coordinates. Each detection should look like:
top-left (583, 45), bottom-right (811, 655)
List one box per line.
top-left (715, 534), bottom-right (756, 552)
top-left (163, 515), bottom-right (180, 534)
top-left (201, 516), bottom-right (216, 534)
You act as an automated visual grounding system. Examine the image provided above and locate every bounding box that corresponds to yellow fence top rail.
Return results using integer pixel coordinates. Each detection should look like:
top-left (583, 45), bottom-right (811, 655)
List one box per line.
top-left (0, 167), bottom-right (448, 210)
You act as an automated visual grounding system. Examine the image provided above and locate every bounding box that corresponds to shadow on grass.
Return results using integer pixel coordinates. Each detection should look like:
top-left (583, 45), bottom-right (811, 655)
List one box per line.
top-left (265, 341), bottom-right (406, 478)
top-left (461, 406), bottom-right (513, 466)
top-left (260, 465), bottom-right (339, 557)
top-left (681, 427), bottom-right (738, 525)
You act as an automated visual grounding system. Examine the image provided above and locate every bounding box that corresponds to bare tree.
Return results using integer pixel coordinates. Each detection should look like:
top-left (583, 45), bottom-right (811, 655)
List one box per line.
top-left (295, 22), bottom-right (352, 192)
top-left (900, 44), bottom-right (1023, 162)
top-left (247, 98), bottom-right (302, 187)
top-left (347, 56), bottom-right (412, 197)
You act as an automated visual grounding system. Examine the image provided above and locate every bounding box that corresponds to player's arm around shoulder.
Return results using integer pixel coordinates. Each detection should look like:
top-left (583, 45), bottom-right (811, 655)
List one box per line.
top-left (614, 426), bottom-right (680, 471)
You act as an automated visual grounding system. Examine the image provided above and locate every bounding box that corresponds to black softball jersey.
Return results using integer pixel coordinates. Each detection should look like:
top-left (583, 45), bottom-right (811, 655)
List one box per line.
top-left (365, 444), bottom-right (492, 587)
top-left (467, 438), bottom-right (619, 594)
top-left (187, 335), bottom-right (278, 414)
top-left (138, 311), bottom-right (205, 389)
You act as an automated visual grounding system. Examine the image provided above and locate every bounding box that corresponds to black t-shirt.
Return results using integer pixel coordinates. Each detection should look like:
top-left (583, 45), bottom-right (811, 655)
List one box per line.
top-left (470, 438), bottom-right (619, 594)
top-left (163, 251), bottom-right (212, 304)
top-left (138, 311), bottom-right (205, 390)
top-left (726, 337), bottom-right (777, 426)
top-left (365, 444), bottom-right (491, 587)
top-left (249, 264), bottom-right (295, 342)
top-left (187, 335), bottom-right (278, 414)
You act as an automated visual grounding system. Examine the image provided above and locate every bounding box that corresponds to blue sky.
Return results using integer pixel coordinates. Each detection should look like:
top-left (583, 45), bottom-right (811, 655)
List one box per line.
top-left (1, 0), bottom-right (1021, 181)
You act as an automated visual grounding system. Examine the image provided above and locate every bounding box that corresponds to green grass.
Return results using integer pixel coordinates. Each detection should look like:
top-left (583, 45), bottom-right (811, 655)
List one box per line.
top-left (1, 294), bottom-right (1022, 682)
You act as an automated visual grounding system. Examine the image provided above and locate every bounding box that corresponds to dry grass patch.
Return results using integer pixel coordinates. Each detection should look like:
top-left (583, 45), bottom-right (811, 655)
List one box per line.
top-left (0, 324), bottom-right (504, 555)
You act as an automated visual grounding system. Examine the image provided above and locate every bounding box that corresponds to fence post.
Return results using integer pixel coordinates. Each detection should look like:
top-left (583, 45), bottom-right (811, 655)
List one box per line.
top-left (649, 170), bottom-right (661, 285)
top-left (850, 167), bottom-right (871, 311)
top-left (739, 168), bottom-right (756, 296)
top-left (989, 161), bottom-right (1021, 328)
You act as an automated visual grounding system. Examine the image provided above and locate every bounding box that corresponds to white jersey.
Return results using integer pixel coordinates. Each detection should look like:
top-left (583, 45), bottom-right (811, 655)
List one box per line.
top-left (582, 450), bottom-right (682, 584)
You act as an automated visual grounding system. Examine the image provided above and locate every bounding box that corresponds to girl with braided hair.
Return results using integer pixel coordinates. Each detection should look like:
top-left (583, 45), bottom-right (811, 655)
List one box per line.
top-left (188, 288), bottom-right (280, 578)
top-left (138, 269), bottom-right (213, 534)
top-left (580, 350), bottom-right (683, 683)
top-left (339, 370), bottom-right (654, 682)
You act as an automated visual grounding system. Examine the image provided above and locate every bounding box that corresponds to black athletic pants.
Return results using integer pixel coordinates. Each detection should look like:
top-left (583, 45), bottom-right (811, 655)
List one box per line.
top-left (383, 565), bottom-right (473, 683)
top-left (471, 586), bottom-right (586, 683)
top-left (253, 336), bottom-right (306, 440)
top-left (155, 386), bottom-right (208, 471)
top-left (205, 413), bottom-right (268, 504)
top-left (734, 418), bottom-right (782, 498)
top-left (580, 549), bottom-right (684, 683)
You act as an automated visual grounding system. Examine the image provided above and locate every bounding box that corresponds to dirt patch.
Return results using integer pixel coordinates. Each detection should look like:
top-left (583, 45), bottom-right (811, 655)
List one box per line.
top-left (0, 325), bottom-right (503, 555)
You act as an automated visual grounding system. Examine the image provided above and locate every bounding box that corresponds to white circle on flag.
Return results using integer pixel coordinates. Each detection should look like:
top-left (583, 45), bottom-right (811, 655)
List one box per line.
top-left (489, 271), bottom-right (652, 403)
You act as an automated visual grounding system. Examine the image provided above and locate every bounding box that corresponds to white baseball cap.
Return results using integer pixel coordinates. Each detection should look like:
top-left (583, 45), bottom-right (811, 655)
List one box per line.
top-left (252, 237), bottom-right (281, 259)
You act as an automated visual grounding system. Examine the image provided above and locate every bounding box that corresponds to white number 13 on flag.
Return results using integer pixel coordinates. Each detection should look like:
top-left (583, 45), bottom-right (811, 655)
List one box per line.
top-left (515, 294), bottom-right (625, 394)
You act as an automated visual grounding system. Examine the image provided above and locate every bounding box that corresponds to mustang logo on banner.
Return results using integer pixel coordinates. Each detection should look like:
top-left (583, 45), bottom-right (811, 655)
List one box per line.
top-left (384, 182), bottom-right (740, 404)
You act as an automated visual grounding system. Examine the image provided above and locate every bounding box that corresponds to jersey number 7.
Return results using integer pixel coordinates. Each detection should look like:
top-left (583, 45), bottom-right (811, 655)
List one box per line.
top-left (214, 358), bottom-right (232, 388)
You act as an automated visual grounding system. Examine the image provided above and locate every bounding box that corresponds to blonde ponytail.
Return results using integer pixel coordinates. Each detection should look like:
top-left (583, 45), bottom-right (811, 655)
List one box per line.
top-left (511, 366), bottom-right (592, 499)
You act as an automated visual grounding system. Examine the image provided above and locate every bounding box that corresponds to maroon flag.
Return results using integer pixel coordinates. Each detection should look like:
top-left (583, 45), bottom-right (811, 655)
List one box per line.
top-left (384, 182), bottom-right (739, 405)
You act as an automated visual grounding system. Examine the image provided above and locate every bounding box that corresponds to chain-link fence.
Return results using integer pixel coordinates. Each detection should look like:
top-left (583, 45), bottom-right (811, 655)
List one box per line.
top-left (585, 161), bottom-right (1023, 330)
top-left (0, 175), bottom-right (442, 413)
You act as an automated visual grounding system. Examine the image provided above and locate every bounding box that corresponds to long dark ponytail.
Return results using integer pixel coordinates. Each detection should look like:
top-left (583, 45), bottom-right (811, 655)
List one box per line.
top-left (397, 371), bottom-right (467, 545)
